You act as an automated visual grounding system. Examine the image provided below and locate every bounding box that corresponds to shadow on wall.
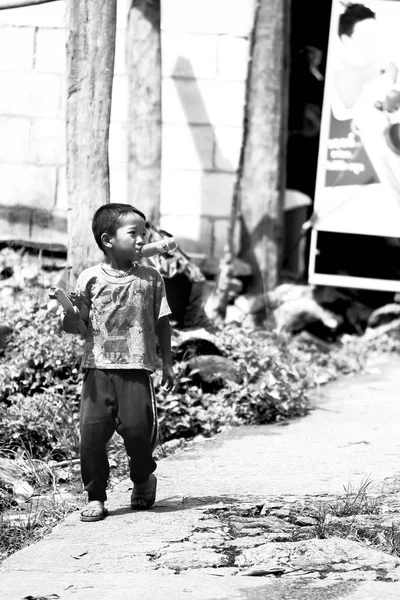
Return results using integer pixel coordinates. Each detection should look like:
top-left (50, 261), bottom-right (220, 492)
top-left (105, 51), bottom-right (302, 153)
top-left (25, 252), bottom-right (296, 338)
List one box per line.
top-left (170, 57), bottom-right (235, 257)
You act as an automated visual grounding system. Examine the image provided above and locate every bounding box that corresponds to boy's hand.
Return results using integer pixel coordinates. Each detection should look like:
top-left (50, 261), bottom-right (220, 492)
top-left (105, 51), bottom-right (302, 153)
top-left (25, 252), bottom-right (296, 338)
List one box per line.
top-left (62, 307), bottom-right (82, 334)
top-left (161, 365), bottom-right (175, 393)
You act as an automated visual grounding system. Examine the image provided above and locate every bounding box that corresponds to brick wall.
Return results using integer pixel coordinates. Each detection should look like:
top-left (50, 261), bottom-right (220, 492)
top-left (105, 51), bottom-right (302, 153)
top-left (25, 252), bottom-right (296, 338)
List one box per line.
top-left (0, 0), bottom-right (253, 257)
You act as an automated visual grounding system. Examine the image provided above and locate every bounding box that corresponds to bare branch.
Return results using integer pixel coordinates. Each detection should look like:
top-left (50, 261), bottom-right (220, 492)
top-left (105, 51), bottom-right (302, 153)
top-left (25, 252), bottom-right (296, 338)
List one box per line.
top-left (0, 0), bottom-right (59, 10)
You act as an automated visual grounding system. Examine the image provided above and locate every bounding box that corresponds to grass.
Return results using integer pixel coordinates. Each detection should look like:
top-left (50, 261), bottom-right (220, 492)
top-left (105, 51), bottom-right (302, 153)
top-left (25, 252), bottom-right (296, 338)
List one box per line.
top-left (0, 446), bottom-right (80, 563)
top-left (0, 494), bottom-right (78, 562)
top-left (383, 524), bottom-right (400, 557)
top-left (310, 478), bottom-right (400, 560)
top-left (313, 477), bottom-right (383, 541)
top-left (328, 477), bottom-right (382, 518)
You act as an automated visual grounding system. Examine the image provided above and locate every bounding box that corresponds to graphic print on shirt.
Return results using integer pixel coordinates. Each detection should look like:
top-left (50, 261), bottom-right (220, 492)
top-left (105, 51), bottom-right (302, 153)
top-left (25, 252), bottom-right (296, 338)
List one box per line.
top-left (76, 265), bottom-right (170, 371)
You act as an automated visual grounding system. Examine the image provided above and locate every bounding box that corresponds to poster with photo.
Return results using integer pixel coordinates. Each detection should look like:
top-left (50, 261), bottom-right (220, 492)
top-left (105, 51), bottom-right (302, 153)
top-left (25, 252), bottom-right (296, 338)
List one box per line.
top-left (308, 0), bottom-right (400, 291)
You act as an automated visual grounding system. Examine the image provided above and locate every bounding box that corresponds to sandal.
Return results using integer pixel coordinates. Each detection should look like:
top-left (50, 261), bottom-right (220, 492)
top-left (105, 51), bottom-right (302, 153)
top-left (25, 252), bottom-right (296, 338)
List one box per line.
top-left (131, 474), bottom-right (157, 510)
top-left (80, 500), bottom-right (108, 522)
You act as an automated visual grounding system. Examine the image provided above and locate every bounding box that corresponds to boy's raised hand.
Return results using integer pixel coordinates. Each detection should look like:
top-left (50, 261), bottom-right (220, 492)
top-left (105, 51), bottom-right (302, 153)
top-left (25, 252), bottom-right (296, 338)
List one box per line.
top-left (62, 306), bottom-right (83, 334)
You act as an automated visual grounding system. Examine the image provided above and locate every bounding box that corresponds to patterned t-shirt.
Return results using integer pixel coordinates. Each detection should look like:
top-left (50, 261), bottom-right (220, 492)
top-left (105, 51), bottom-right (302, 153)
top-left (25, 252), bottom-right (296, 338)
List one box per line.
top-left (75, 263), bottom-right (171, 371)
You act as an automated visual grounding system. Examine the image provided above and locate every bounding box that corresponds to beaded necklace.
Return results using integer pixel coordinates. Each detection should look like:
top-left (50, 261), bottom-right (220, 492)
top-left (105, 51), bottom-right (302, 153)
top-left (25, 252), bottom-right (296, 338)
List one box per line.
top-left (101, 262), bottom-right (138, 278)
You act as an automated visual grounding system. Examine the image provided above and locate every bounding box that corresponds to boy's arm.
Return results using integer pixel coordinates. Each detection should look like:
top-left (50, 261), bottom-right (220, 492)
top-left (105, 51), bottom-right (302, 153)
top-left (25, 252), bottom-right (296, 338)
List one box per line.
top-left (155, 315), bottom-right (175, 391)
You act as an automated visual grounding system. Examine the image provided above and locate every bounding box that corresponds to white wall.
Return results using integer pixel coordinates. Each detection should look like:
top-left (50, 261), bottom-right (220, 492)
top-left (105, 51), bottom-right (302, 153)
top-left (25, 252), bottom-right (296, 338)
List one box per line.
top-left (0, 0), bottom-right (253, 257)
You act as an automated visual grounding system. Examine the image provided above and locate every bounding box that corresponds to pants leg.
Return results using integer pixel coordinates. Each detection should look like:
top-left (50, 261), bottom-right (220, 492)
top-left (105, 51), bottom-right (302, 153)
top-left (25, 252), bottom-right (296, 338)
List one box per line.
top-left (110, 369), bottom-right (158, 484)
top-left (80, 369), bottom-right (116, 502)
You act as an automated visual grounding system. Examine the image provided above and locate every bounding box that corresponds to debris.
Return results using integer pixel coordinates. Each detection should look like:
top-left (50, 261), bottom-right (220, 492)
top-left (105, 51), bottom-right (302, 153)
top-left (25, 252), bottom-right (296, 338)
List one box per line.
top-left (240, 565), bottom-right (286, 576)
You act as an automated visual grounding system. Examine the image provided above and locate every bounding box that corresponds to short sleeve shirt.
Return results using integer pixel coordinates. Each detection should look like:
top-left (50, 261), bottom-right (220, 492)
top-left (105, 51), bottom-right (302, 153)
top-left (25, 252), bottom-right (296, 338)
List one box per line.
top-left (75, 264), bottom-right (171, 372)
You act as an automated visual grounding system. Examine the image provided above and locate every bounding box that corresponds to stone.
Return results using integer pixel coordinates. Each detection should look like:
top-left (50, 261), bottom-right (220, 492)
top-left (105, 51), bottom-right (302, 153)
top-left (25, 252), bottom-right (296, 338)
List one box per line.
top-left (173, 328), bottom-right (222, 360)
top-left (236, 537), bottom-right (400, 579)
top-left (0, 324), bottom-right (12, 348)
top-left (234, 293), bottom-right (265, 315)
top-left (186, 354), bottom-right (244, 391)
top-left (266, 283), bottom-right (313, 309)
top-left (367, 304), bottom-right (400, 328)
top-left (225, 304), bottom-right (246, 324)
top-left (269, 508), bottom-right (292, 519)
top-left (155, 545), bottom-right (228, 570)
top-left (295, 516), bottom-right (318, 527)
top-left (273, 298), bottom-right (341, 334)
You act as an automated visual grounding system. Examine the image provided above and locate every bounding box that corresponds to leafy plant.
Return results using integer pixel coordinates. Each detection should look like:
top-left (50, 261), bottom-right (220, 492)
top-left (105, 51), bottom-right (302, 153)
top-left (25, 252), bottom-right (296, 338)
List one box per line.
top-left (0, 286), bottom-right (379, 462)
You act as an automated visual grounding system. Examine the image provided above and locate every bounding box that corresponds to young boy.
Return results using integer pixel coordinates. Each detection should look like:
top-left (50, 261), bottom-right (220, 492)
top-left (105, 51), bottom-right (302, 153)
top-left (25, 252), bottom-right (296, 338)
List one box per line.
top-left (62, 203), bottom-right (174, 522)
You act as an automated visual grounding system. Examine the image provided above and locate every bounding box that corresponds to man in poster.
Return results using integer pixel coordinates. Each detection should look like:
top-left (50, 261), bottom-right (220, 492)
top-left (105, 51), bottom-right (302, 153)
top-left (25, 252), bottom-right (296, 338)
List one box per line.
top-left (309, 1), bottom-right (400, 291)
top-left (330, 3), bottom-right (400, 194)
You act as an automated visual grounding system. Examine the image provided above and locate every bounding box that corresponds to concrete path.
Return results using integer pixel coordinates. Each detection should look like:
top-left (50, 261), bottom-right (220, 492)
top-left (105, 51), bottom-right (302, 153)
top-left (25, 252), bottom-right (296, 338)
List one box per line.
top-left (2, 354), bottom-right (400, 599)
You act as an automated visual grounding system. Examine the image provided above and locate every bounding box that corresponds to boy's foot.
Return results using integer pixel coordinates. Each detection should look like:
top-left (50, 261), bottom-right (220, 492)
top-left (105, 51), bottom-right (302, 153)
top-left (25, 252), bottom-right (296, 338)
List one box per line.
top-left (80, 500), bottom-right (108, 522)
top-left (131, 474), bottom-right (157, 510)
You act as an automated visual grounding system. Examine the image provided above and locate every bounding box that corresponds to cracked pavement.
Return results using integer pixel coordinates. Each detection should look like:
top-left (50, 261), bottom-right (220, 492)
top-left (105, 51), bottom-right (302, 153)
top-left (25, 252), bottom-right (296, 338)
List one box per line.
top-left (2, 354), bottom-right (400, 599)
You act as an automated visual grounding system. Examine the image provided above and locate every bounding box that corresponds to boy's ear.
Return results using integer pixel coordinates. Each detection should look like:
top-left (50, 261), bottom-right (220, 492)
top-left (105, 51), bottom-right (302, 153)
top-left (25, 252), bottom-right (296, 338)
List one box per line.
top-left (101, 232), bottom-right (113, 249)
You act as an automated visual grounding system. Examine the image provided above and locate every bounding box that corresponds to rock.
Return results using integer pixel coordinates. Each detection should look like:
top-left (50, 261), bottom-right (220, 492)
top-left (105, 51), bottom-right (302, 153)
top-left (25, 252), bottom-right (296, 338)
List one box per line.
top-left (269, 508), bottom-right (292, 519)
top-left (273, 298), bottom-right (341, 334)
top-left (0, 323), bottom-right (12, 349)
top-left (294, 515), bottom-right (317, 527)
top-left (236, 537), bottom-right (400, 580)
top-left (173, 328), bottom-right (223, 361)
top-left (346, 301), bottom-right (373, 332)
top-left (367, 304), bottom-right (400, 328)
top-left (224, 305), bottom-right (246, 324)
top-left (154, 542), bottom-right (229, 570)
top-left (234, 293), bottom-right (265, 315)
top-left (12, 480), bottom-right (34, 503)
top-left (267, 283), bottom-right (313, 309)
top-left (186, 355), bottom-right (244, 392)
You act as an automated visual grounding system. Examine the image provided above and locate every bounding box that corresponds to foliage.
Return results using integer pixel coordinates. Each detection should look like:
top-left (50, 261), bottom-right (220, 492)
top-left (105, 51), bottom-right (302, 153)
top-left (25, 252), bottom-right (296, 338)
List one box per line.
top-left (0, 289), bottom-right (83, 458)
top-left (0, 495), bottom-right (77, 562)
top-left (154, 326), bottom-right (368, 443)
top-left (0, 285), bottom-right (381, 462)
top-left (328, 477), bottom-right (382, 518)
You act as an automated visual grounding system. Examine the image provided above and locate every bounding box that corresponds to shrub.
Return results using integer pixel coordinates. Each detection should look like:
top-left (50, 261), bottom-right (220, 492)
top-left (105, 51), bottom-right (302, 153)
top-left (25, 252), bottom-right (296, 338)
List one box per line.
top-left (0, 287), bottom-right (370, 459)
top-left (0, 290), bottom-right (83, 458)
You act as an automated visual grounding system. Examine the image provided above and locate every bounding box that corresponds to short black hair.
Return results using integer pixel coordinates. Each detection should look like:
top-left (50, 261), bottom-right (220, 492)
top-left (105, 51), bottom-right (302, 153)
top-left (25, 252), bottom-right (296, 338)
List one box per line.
top-left (338, 3), bottom-right (376, 38)
top-left (92, 203), bottom-right (147, 251)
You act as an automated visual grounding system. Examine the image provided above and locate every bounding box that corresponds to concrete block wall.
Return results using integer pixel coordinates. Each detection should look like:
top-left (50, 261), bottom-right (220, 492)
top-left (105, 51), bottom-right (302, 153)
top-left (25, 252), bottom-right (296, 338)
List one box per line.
top-left (0, 0), bottom-right (253, 257)
top-left (160, 0), bottom-right (252, 255)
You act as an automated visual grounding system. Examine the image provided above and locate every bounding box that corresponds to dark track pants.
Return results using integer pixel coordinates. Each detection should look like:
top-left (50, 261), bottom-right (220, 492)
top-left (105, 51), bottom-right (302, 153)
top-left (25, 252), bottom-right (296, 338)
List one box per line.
top-left (80, 368), bottom-right (158, 502)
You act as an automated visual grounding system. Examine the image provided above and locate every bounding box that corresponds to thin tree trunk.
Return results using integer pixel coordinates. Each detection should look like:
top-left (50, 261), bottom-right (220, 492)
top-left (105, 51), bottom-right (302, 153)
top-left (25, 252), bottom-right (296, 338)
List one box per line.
top-left (126, 0), bottom-right (161, 224)
top-left (66, 0), bottom-right (117, 288)
top-left (239, 0), bottom-right (290, 297)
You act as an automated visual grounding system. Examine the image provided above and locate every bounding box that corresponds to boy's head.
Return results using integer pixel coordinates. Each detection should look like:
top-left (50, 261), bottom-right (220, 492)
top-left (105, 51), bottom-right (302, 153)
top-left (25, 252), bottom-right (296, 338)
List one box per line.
top-left (92, 203), bottom-right (147, 255)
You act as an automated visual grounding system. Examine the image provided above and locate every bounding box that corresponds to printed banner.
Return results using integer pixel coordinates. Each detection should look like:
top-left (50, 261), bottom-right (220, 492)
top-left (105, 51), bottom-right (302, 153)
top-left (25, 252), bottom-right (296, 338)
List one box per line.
top-left (308, 0), bottom-right (400, 291)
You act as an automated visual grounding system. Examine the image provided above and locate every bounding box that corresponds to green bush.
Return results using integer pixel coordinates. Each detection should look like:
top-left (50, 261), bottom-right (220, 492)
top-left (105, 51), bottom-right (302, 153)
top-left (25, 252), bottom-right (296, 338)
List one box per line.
top-left (0, 290), bottom-right (83, 458)
top-left (154, 326), bottom-right (368, 442)
top-left (0, 287), bottom-right (370, 459)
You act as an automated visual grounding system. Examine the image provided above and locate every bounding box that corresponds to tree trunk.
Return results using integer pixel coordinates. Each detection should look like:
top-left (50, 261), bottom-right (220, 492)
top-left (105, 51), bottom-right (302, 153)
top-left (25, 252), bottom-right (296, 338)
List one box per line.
top-left (126, 0), bottom-right (161, 224)
top-left (207, 126), bottom-right (244, 319)
top-left (66, 0), bottom-right (117, 289)
top-left (239, 0), bottom-right (290, 296)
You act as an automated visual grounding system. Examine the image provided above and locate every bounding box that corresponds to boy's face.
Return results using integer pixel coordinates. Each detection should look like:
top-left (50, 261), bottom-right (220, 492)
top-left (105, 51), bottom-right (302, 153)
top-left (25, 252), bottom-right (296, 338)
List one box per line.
top-left (108, 213), bottom-right (147, 262)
